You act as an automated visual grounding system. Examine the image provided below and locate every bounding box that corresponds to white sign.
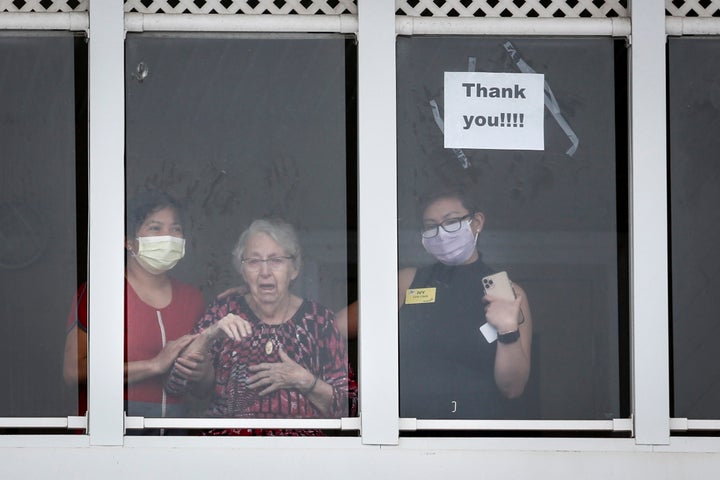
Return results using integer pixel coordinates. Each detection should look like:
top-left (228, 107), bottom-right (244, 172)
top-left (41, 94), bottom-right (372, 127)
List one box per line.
top-left (443, 72), bottom-right (545, 151)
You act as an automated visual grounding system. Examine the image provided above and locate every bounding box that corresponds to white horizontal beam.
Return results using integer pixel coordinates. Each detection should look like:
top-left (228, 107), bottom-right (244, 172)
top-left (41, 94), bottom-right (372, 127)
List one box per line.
top-left (127, 416), bottom-right (360, 431)
top-left (0, 12), bottom-right (87, 31)
top-left (396, 16), bottom-right (631, 36)
top-left (400, 419), bottom-right (633, 431)
top-left (670, 418), bottom-right (720, 432)
top-left (125, 12), bottom-right (357, 33)
top-left (0, 418), bottom-right (67, 428)
top-left (666, 17), bottom-right (720, 35)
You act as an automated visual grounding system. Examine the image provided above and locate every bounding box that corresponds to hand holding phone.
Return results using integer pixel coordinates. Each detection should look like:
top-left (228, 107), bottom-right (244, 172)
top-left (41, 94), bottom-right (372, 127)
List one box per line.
top-left (479, 271), bottom-right (521, 343)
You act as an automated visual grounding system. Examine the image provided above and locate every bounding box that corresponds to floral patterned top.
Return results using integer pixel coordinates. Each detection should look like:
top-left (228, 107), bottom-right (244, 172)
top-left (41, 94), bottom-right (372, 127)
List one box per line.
top-left (170, 294), bottom-right (351, 420)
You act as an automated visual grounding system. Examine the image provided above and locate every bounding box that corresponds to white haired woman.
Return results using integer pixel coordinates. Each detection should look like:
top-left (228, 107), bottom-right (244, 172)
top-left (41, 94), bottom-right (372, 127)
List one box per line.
top-left (167, 218), bottom-right (352, 435)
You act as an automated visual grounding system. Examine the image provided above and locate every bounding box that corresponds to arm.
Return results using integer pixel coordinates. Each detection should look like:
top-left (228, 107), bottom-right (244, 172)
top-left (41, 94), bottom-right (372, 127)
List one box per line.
top-left (336, 266), bottom-right (414, 340)
top-left (398, 267), bottom-right (417, 307)
top-left (334, 301), bottom-right (358, 340)
top-left (63, 320), bottom-right (196, 386)
top-left (248, 349), bottom-right (337, 416)
top-left (63, 326), bottom-right (86, 387)
top-left (124, 334), bottom-right (197, 384)
top-left (485, 283), bottom-right (533, 399)
top-left (167, 311), bottom-right (253, 396)
top-left (247, 309), bottom-right (349, 417)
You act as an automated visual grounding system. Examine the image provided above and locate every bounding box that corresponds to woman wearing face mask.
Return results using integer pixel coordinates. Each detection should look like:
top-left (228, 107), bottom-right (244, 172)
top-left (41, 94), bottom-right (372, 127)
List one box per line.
top-left (397, 186), bottom-right (532, 420)
top-left (63, 191), bottom-right (204, 419)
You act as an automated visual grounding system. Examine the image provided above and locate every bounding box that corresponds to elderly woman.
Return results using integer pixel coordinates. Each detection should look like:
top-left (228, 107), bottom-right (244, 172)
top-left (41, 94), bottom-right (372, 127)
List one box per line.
top-left (167, 218), bottom-right (350, 429)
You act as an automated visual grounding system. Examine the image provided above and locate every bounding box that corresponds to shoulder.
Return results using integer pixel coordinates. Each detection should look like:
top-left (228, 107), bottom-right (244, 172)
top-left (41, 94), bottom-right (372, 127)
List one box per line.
top-left (398, 267), bottom-right (418, 291)
top-left (298, 298), bottom-right (336, 326)
top-left (170, 279), bottom-right (205, 303)
top-left (171, 279), bottom-right (202, 296)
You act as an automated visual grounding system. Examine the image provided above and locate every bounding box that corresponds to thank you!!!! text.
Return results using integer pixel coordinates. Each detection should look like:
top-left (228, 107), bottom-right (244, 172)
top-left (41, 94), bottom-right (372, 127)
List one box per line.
top-left (443, 72), bottom-right (545, 151)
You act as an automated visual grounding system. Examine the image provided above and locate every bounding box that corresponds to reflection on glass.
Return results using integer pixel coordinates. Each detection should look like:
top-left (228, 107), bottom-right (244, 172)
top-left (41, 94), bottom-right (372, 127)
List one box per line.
top-left (0, 33), bottom-right (84, 421)
top-left (669, 38), bottom-right (720, 419)
top-left (396, 36), bottom-right (628, 421)
top-left (124, 33), bottom-right (356, 432)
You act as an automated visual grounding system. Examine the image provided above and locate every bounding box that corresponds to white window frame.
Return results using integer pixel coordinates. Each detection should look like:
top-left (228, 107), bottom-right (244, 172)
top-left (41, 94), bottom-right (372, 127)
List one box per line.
top-left (5, 0), bottom-right (720, 476)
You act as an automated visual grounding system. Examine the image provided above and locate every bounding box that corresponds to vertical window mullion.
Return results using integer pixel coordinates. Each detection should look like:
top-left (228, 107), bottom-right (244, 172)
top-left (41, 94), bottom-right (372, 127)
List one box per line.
top-left (629, 0), bottom-right (670, 445)
top-left (87, 1), bottom-right (126, 445)
top-left (357, 1), bottom-right (399, 445)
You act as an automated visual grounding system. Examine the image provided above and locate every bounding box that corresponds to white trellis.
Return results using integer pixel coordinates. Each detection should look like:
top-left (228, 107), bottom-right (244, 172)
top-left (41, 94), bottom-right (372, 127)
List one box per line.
top-left (1, 1), bottom-right (719, 18)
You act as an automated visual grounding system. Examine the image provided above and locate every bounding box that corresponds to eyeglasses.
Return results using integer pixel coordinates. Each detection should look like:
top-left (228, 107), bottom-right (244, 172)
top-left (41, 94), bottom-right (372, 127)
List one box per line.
top-left (241, 256), bottom-right (294, 271)
top-left (421, 214), bottom-right (473, 238)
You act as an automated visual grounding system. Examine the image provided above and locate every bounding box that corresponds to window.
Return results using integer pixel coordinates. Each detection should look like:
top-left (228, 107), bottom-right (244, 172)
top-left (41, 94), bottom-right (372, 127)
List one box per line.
top-left (0, 32), bottom-right (86, 422)
top-left (669, 36), bottom-right (720, 420)
top-left (396, 36), bottom-right (629, 422)
top-left (123, 33), bottom-right (357, 431)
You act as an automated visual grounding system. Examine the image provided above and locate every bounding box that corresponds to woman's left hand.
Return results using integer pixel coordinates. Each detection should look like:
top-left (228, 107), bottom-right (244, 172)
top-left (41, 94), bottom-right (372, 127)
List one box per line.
top-left (246, 349), bottom-right (314, 396)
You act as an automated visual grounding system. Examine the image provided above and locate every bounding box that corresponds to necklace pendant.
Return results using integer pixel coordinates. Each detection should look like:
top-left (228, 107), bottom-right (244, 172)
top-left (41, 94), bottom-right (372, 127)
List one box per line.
top-left (265, 339), bottom-right (274, 355)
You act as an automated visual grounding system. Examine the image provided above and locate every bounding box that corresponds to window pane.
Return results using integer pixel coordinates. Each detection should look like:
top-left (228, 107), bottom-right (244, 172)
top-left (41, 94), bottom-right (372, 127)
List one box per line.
top-left (396, 37), bottom-right (629, 421)
top-left (124, 34), bottom-right (356, 431)
top-left (669, 37), bottom-right (720, 419)
top-left (0, 33), bottom-right (86, 419)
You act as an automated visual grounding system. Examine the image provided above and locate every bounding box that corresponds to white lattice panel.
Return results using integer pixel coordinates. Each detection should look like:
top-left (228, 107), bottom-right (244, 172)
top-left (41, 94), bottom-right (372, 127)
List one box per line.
top-left (395, 0), bottom-right (627, 18)
top-left (124, 0), bottom-right (356, 14)
top-left (666, 0), bottom-right (720, 16)
top-left (0, 0), bottom-right (86, 11)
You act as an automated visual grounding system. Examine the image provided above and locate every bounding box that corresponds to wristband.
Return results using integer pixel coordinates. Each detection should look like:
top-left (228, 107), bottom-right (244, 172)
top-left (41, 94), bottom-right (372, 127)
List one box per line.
top-left (497, 329), bottom-right (520, 344)
top-left (303, 375), bottom-right (319, 395)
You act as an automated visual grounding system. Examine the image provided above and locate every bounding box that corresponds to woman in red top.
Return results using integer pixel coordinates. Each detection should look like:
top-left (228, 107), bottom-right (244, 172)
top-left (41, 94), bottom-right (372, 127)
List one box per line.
top-left (63, 191), bottom-right (205, 419)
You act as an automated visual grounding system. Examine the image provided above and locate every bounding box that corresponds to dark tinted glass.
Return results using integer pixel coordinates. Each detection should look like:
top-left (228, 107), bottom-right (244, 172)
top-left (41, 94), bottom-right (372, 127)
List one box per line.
top-left (0, 33), bottom-right (85, 419)
top-left (124, 34), bottom-right (357, 427)
top-left (669, 37), bottom-right (720, 419)
top-left (397, 36), bottom-right (629, 421)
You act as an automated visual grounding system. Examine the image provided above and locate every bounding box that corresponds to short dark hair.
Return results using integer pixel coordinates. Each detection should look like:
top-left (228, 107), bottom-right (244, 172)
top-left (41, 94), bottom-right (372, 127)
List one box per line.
top-left (417, 184), bottom-right (481, 222)
top-left (126, 190), bottom-right (185, 238)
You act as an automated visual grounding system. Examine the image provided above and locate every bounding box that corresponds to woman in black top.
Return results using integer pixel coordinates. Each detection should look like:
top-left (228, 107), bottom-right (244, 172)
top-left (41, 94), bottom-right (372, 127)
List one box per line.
top-left (398, 188), bottom-right (532, 419)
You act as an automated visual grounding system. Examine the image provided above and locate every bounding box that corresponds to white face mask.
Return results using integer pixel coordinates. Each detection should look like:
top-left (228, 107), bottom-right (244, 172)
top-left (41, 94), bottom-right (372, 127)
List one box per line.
top-left (133, 235), bottom-right (185, 274)
top-left (421, 219), bottom-right (478, 266)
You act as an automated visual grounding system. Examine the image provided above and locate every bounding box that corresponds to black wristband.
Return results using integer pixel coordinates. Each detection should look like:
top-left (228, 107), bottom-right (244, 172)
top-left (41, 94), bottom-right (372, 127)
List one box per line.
top-left (497, 329), bottom-right (520, 344)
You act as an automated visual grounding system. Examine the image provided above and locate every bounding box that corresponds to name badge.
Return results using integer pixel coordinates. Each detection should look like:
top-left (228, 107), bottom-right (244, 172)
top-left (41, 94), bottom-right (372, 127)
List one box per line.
top-left (405, 287), bottom-right (437, 304)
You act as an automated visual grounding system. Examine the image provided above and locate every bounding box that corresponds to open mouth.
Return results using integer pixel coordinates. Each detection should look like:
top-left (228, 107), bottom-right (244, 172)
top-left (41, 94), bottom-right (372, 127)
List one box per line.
top-left (258, 282), bottom-right (276, 293)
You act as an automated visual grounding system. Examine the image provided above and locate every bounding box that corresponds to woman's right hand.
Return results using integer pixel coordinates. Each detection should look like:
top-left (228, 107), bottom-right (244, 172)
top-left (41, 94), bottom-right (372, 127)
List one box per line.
top-left (205, 313), bottom-right (253, 342)
top-left (215, 285), bottom-right (248, 300)
top-left (151, 334), bottom-right (197, 375)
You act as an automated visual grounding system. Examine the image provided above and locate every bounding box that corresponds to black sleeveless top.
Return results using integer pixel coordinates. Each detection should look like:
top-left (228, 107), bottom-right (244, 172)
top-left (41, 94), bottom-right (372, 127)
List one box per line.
top-left (399, 259), bottom-right (507, 419)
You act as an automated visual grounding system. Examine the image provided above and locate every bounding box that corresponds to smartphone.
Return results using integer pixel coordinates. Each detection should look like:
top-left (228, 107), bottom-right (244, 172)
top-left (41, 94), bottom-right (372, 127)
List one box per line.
top-left (479, 271), bottom-right (518, 343)
top-left (482, 271), bottom-right (516, 301)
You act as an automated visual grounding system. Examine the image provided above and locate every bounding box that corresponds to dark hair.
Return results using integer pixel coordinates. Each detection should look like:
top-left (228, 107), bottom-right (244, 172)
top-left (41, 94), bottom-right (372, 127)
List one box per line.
top-left (126, 191), bottom-right (185, 238)
top-left (417, 184), bottom-right (481, 222)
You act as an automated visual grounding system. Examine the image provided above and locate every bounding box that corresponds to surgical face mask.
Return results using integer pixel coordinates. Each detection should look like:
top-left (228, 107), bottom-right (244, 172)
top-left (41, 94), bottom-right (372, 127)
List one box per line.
top-left (421, 219), bottom-right (478, 266)
top-left (133, 235), bottom-right (185, 274)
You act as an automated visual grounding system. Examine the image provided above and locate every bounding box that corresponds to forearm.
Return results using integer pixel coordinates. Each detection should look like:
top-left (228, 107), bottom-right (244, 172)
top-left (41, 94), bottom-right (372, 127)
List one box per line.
top-left (166, 333), bottom-right (216, 395)
top-left (493, 340), bottom-right (530, 398)
top-left (125, 359), bottom-right (162, 384)
top-left (297, 372), bottom-right (335, 417)
top-left (63, 328), bottom-right (87, 386)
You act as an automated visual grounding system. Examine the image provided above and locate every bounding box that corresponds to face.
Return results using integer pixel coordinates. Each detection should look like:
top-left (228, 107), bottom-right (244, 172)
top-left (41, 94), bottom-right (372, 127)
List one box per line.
top-left (422, 196), bottom-right (484, 237)
top-left (240, 232), bottom-right (299, 306)
top-left (127, 206), bottom-right (183, 252)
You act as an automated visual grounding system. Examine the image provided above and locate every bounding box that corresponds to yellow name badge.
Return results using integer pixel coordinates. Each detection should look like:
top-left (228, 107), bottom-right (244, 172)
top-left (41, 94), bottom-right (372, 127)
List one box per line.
top-left (405, 287), bottom-right (437, 305)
